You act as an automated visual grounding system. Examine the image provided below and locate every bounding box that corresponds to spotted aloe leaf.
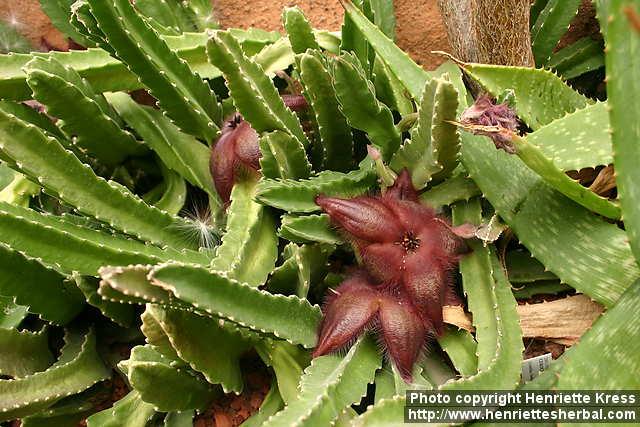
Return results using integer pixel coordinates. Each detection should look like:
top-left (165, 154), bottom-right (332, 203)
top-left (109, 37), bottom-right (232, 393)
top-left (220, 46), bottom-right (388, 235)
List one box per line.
top-left (605, 0), bottom-right (640, 265)
top-left (530, 0), bottom-right (582, 65)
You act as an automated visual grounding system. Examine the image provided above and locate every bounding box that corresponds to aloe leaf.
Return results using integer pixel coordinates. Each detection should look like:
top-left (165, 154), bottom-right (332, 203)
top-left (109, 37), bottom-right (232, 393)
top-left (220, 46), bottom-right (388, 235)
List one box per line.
top-left (556, 280), bottom-right (640, 389)
top-left (263, 336), bottom-right (381, 427)
top-left (390, 77), bottom-right (459, 188)
top-left (207, 30), bottom-right (309, 147)
top-left (452, 200), bottom-right (498, 370)
top-left (256, 161), bottom-right (377, 213)
top-left (0, 296), bottom-right (28, 329)
top-left (107, 92), bottom-right (217, 202)
top-left (146, 305), bottom-right (250, 394)
top-left (461, 63), bottom-right (590, 130)
top-left (211, 181), bottom-right (278, 288)
top-left (461, 133), bottom-right (639, 308)
top-left (148, 263), bottom-right (322, 347)
top-left (240, 378), bottom-right (284, 427)
top-left (259, 131), bottom-right (312, 180)
top-left (530, 0), bottom-right (582, 65)
top-left (297, 51), bottom-right (353, 171)
top-left (547, 36), bottom-right (605, 80)
top-left (0, 244), bottom-right (84, 324)
top-left (0, 109), bottom-right (193, 248)
top-left (278, 214), bottom-right (343, 245)
top-left (525, 102), bottom-right (612, 171)
top-left (86, 391), bottom-right (157, 427)
top-left (120, 345), bottom-right (219, 411)
top-left (74, 275), bottom-right (135, 327)
top-left (283, 7), bottom-right (320, 54)
top-left (501, 131), bottom-right (620, 219)
top-left (24, 57), bottom-right (143, 166)
top-left (419, 174), bottom-right (481, 210)
top-left (342, 0), bottom-right (430, 100)
top-left (86, 0), bottom-right (221, 141)
top-left (0, 327), bottom-right (53, 378)
top-left (605, 0), bottom-right (640, 265)
top-left (0, 328), bottom-right (110, 421)
top-left (332, 53), bottom-right (400, 160)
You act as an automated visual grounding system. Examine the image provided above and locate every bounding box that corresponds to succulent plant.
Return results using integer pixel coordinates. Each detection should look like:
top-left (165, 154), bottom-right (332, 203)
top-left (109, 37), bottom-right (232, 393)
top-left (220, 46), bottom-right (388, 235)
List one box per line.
top-left (0, 0), bottom-right (638, 425)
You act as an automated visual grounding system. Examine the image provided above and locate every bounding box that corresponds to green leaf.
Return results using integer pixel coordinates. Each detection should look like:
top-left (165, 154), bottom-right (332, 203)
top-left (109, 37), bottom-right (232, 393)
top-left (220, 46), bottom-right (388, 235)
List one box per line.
top-left (0, 202), bottom-right (195, 276)
top-left (297, 51), bottom-right (353, 171)
top-left (263, 336), bottom-right (381, 427)
top-left (342, 0), bottom-right (430, 100)
top-left (255, 340), bottom-right (310, 405)
top-left (269, 243), bottom-right (332, 297)
top-left (153, 167), bottom-right (187, 216)
top-left (279, 214), bottom-right (343, 245)
top-left (120, 345), bottom-right (219, 411)
top-left (505, 249), bottom-right (558, 283)
top-left (605, 0), bottom-right (640, 265)
top-left (148, 263), bottom-right (323, 348)
top-left (211, 181), bottom-right (278, 288)
top-left (207, 30), bottom-right (309, 147)
top-left (461, 63), bottom-right (590, 130)
top-left (556, 280), bottom-right (640, 389)
top-left (0, 327), bottom-right (53, 378)
top-left (163, 410), bottom-right (194, 427)
top-left (525, 102), bottom-right (612, 171)
top-left (86, 0), bottom-right (221, 140)
top-left (0, 108), bottom-right (194, 249)
top-left (461, 132), bottom-right (639, 308)
top-left (259, 131), bottom-right (312, 180)
top-left (86, 391), bottom-right (156, 427)
top-left (547, 36), bottom-right (605, 80)
top-left (282, 7), bottom-right (320, 54)
top-left (503, 130), bottom-right (620, 219)
top-left (531, 0), bottom-right (582, 65)
top-left (146, 305), bottom-right (250, 394)
top-left (332, 53), bottom-right (400, 160)
top-left (40, 0), bottom-right (93, 45)
top-left (452, 200), bottom-right (498, 371)
top-left (390, 77), bottom-right (459, 188)
top-left (0, 21), bottom-right (34, 54)
top-left (437, 328), bottom-right (478, 378)
top-left (369, 0), bottom-right (396, 40)
top-left (0, 329), bottom-right (110, 421)
top-left (240, 378), bottom-right (284, 427)
top-left (0, 244), bottom-right (84, 324)
top-left (107, 92), bottom-right (217, 201)
top-left (255, 161), bottom-right (377, 213)
top-left (0, 296), bottom-right (28, 329)
top-left (0, 100), bottom-right (64, 139)
top-left (25, 56), bottom-right (142, 166)
top-left (74, 275), bottom-right (135, 327)
top-left (419, 174), bottom-right (481, 210)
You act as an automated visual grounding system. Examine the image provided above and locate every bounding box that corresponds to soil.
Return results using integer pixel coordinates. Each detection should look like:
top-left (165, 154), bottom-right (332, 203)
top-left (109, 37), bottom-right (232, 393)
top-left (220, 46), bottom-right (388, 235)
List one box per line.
top-left (194, 358), bottom-right (272, 427)
top-left (0, 0), bottom-right (451, 69)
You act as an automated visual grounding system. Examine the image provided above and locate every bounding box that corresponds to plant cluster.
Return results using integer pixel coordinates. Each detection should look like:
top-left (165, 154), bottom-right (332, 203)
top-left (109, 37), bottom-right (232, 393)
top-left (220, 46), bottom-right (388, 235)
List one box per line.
top-left (0, 0), bottom-right (638, 426)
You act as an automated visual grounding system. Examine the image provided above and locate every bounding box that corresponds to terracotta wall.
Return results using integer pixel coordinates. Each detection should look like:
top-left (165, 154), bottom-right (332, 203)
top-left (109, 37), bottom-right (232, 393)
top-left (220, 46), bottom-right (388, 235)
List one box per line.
top-left (0, 0), bottom-right (451, 69)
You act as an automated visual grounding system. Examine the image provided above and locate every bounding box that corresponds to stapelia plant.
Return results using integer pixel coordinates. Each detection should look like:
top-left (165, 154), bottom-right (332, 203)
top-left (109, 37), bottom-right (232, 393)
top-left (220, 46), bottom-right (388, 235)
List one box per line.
top-left (0, 0), bottom-right (638, 426)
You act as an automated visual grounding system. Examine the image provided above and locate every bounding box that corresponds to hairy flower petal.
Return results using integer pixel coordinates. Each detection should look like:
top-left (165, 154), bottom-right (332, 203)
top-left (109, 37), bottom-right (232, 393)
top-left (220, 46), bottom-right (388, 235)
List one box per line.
top-left (384, 168), bottom-right (419, 202)
top-left (316, 195), bottom-right (404, 243)
top-left (313, 273), bottom-right (380, 357)
top-left (379, 293), bottom-right (428, 382)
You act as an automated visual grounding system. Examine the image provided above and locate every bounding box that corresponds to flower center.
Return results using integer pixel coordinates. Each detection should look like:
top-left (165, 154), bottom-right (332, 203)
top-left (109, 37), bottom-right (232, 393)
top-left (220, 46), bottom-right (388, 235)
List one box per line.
top-left (399, 231), bottom-right (420, 252)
